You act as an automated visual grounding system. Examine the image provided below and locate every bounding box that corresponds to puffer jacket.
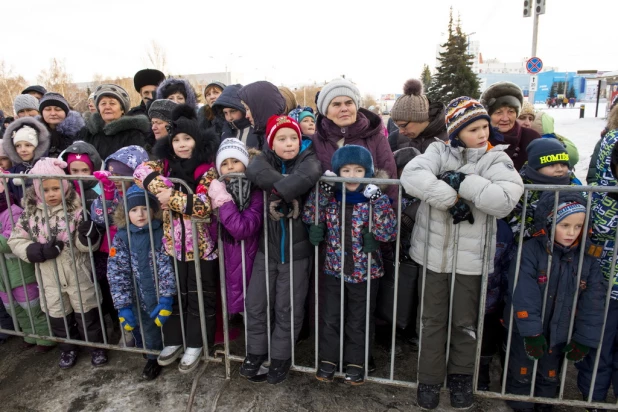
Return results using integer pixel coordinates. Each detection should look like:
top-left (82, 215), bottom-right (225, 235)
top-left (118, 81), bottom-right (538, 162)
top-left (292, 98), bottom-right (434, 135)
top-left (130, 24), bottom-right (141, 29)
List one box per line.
top-left (107, 205), bottom-right (175, 312)
top-left (590, 128), bottom-right (618, 299)
top-left (388, 101), bottom-right (448, 153)
top-left (505, 192), bottom-right (606, 348)
top-left (302, 170), bottom-right (397, 283)
top-left (8, 187), bottom-right (100, 317)
top-left (59, 140), bottom-right (103, 213)
top-left (401, 141), bottom-right (524, 275)
top-left (77, 112), bottom-right (150, 160)
top-left (313, 109), bottom-right (398, 201)
top-left (133, 160), bottom-right (218, 262)
top-left (0, 204), bottom-right (36, 291)
top-left (38, 110), bottom-right (85, 158)
top-left (245, 138), bottom-right (322, 263)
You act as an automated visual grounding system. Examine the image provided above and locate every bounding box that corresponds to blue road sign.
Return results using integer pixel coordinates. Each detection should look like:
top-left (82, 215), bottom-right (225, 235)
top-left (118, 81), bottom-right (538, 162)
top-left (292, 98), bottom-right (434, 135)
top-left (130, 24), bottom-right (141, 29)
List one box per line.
top-left (526, 57), bottom-right (543, 74)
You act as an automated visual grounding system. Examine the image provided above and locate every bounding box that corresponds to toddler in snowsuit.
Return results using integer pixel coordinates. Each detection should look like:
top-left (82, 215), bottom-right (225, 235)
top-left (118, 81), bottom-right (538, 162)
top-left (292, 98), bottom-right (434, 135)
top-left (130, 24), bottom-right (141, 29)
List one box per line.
top-left (208, 138), bottom-right (263, 316)
top-left (241, 115), bottom-right (321, 384)
top-left (505, 192), bottom-right (606, 411)
top-left (107, 185), bottom-right (176, 380)
top-left (303, 145), bottom-right (397, 384)
top-left (8, 158), bottom-right (107, 369)
top-left (133, 104), bottom-right (220, 373)
top-left (400, 97), bottom-right (524, 409)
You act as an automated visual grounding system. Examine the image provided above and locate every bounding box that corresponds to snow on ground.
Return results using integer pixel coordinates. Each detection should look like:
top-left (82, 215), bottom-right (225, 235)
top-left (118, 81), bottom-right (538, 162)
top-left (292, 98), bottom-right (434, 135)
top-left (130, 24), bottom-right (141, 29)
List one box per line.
top-left (534, 101), bottom-right (608, 183)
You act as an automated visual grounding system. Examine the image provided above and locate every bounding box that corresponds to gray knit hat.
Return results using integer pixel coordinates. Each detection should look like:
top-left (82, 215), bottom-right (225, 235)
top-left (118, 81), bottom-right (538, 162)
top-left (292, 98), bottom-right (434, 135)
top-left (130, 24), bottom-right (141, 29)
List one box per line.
top-left (390, 79), bottom-right (430, 123)
top-left (480, 81), bottom-right (524, 116)
top-left (13, 94), bottom-right (39, 115)
top-left (316, 79), bottom-right (361, 115)
top-left (148, 99), bottom-right (177, 122)
top-left (39, 92), bottom-right (69, 116)
top-left (94, 84), bottom-right (131, 114)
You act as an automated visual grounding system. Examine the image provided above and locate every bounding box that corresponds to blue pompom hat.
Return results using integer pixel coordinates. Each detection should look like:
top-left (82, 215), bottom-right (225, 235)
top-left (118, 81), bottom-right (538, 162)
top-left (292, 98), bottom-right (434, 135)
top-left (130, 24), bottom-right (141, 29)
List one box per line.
top-left (331, 145), bottom-right (374, 178)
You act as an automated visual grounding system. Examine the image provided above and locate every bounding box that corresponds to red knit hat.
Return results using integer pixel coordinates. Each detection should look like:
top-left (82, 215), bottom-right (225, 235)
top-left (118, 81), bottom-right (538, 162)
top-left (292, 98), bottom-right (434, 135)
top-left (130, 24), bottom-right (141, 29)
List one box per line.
top-left (265, 115), bottom-right (302, 150)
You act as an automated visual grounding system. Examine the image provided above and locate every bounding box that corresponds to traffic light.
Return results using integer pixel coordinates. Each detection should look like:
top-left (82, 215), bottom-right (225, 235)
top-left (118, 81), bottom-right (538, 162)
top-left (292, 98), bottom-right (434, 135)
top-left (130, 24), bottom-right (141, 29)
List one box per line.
top-left (523, 0), bottom-right (532, 17)
top-left (535, 0), bottom-right (546, 15)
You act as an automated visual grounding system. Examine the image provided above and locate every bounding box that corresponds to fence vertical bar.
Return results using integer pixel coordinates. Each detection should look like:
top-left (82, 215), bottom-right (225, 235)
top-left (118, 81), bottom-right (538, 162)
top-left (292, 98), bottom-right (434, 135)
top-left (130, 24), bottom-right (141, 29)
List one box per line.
top-left (263, 190), bottom-right (271, 364)
top-left (339, 184), bottom-right (347, 374)
top-left (389, 184), bottom-right (403, 381)
top-left (364, 203), bottom-right (373, 378)
top-left (313, 182), bottom-right (319, 371)
top-left (289, 218), bottom-right (295, 368)
top-left (417, 202), bottom-right (432, 383)
top-left (444, 224), bottom-right (460, 387)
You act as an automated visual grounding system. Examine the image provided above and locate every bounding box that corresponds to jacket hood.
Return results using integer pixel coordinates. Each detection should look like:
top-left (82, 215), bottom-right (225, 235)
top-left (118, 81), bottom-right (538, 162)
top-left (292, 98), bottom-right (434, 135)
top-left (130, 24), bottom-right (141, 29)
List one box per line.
top-left (23, 185), bottom-right (80, 214)
top-left (59, 140), bottom-right (103, 172)
top-left (153, 124), bottom-right (219, 165)
top-left (533, 191), bottom-right (588, 235)
top-left (39, 110), bottom-right (85, 139)
top-left (113, 201), bottom-right (163, 229)
top-left (238, 81), bottom-right (285, 133)
top-left (2, 116), bottom-right (51, 164)
top-left (86, 112), bottom-right (151, 137)
top-left (104, 145), bottom-right (150, 171)
top-left (156, 78), bottom-right (198, 109)
top-left (419, 101), bottom-right (447, 140)
top-left (212, 84), bottom-right (245, 114)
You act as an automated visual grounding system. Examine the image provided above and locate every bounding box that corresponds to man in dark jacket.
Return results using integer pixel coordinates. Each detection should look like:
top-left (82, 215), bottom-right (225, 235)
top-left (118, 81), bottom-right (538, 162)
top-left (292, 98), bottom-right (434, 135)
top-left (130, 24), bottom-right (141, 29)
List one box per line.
top-left (127, 69), bottom-right (165, 117)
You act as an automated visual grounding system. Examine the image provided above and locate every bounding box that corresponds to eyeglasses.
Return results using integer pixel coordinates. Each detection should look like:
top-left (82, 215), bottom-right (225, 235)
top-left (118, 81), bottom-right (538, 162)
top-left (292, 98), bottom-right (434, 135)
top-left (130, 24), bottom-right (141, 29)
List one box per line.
top-left (396, 121), bottom-right (410, 130)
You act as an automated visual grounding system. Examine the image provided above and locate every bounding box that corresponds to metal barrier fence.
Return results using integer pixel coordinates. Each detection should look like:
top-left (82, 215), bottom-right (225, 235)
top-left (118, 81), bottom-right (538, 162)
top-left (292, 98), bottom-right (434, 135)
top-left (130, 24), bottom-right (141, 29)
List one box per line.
top-left (1, 172), bottom-right (618, 410)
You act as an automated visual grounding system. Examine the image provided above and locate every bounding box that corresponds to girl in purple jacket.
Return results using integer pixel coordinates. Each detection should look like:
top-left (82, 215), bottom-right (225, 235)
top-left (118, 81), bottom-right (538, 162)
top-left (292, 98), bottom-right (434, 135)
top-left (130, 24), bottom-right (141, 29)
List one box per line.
top-left (208, 138), bottom-right (263, 316)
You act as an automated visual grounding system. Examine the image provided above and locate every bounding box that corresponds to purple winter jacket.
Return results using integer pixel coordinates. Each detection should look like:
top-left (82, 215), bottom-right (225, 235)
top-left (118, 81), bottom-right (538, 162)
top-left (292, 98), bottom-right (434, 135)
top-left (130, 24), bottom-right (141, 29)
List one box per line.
top-left (313, 108), bottom-right (398, 201)
top-left (219, 188), bottom-right (264, 314)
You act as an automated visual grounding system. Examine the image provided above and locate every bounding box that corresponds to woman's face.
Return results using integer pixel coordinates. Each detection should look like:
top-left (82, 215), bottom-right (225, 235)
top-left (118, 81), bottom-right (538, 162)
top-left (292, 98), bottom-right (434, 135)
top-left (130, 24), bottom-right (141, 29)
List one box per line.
top-left (517, 114), bottom-right (535, 129)
top-left (87, 99), bottom-right (97, 113)
top-left (171, 133), bottom-right (195, 159)
top-left (490, 106), bottom-right (517, 133)
top-left (241, 100), bottom-right (254, 127)
top-left (42, 106), bottom-right (66, 128)
top-left (205, 87), bottom-right (222, 106)
top-left (98, 97), bottom-right (124, 123)
top-left (151, 118), bottom-right (170, 140)
top-left (167, 92), bottom-right (186, 104)
top-left (326, 96), bottom-right (357, 128)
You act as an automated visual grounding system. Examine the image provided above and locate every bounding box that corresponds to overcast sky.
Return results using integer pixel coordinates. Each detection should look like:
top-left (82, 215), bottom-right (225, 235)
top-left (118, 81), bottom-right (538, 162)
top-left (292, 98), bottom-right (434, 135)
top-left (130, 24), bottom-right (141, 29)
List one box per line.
top-left (2, 0), bottom-right (616, 97)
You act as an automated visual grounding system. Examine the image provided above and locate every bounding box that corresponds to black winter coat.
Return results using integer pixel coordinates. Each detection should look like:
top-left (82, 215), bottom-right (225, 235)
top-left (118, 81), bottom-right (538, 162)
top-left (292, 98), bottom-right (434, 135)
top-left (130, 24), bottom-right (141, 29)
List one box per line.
top-left (77, 113), bottom-right (151, 160)
top-left (245, 139), bottom-right (322, 263)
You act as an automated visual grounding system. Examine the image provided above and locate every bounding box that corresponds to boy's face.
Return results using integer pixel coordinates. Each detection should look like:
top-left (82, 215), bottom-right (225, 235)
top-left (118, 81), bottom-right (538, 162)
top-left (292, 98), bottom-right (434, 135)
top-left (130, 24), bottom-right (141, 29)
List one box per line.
top-left (537, 163), bottom-right (568, 178)
top-left (219, 158), bottom-right (246, 178)
top-left (0, 156), bottom-right (12, 170)
top-left (339, 163), bottom-right (366, 192)
top-left (554, 212), bottom-right (585, 247)
top-left (272, 129), bottom-right (300, 160)
top-left (223, 108), bottom-right (243, 123)
top-left (129, 205), bottom-right (154, 228)
top-left (458, 118), bottom-right (490, 148)
top-left (300, 117), bottom-right (316, 136)
top-left (15, 141), bottom-right (35, 162)
top-left (69, 160), bottom-right (92, 176)
top-left (42, 179), bottom-right (63, 207)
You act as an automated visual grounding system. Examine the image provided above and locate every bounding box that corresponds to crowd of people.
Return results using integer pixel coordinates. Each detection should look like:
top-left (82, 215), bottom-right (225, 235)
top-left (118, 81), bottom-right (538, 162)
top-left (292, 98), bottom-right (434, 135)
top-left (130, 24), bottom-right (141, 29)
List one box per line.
top-left (0, 70), bottom-right (617, 412)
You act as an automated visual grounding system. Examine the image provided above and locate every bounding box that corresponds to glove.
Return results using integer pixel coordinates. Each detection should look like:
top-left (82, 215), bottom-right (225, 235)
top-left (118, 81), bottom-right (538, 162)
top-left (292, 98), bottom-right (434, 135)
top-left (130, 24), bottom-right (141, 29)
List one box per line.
top-left (362, 227), bottom-right (379, 254)
top-left (268, 192), bottom-right (285, 221)
top-left (319, 170), bottom-right (337, 197)
top-left (524, 335), bottom-right (547, 360)
top-left (309, 223), bottom-right (326, 246)
top-left (363, 184), bottom-right (382, 202)
top-left (150, 296), bottom-right (174, 327)
top-left (208, 179), bottom-right (233, 208)
top-left (448, 198), bottom-right (475, 225)
top-left (25, 243), bottom-right (46, 263)
top-left (563, 340), bottom-right (590, 362)
top-left (41, 237), bottom-right (64, 261)
top-left (118, 307), bottom-right (137, 331)
top-left (286, 199), bottom-right (300, 219)
top-left (93, 171), bottom-right (115, 200)
top-left (78, 220), bottom-right (100, 245)
top-left (439, 171), bottom-right (466, 192)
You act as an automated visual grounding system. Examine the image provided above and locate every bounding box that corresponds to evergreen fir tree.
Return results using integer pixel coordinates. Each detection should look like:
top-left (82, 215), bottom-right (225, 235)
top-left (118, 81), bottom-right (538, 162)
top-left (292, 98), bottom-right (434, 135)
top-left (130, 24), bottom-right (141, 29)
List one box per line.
top-left (420, 64), bottom-right (432, 93)
top-left (427, 8), bottom-right (480, 104)
top-left (567, 85), bottom-right (576, 99)
top-left (549, 83), bottom-right (557, 98)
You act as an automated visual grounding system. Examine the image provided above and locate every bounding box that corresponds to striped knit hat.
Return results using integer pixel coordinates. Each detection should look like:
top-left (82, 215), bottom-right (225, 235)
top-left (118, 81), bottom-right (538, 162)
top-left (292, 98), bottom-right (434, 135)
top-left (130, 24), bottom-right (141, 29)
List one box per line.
top-left (445, 96), bottom-right (492, 148)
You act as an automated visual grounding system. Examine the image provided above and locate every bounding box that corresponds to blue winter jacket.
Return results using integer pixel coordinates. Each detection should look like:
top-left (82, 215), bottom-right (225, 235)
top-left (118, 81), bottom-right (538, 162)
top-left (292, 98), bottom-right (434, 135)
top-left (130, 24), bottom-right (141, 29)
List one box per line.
top-left (505, 192), bottom-right (606, 349)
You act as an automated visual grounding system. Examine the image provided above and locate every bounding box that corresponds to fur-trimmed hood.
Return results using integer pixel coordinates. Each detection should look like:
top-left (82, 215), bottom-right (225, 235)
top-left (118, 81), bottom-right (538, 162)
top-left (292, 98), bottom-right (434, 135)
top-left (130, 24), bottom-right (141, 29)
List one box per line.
top-left (155, 78), bottom-right (198, 109)
top-left (113, 201), bottom-right (163, 229)
top-left (22, 184), bottom-right (81, 214)
top-left (85, 112), bottom-right (150, 137)
top-left (38, 110), bottom-right (85, 139)
top-left (2, 116), bottom-right (51, 165)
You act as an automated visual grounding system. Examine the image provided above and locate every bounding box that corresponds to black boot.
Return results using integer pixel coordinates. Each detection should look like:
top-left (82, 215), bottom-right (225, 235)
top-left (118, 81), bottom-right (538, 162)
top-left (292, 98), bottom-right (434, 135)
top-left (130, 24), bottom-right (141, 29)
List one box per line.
top-left (417, 383), bottom-right (442, 410)
top-left (267, 358), bottom-right (291, 385)
top-left (240, 353), bottom-right (267, 378)
top-left (447, 374), bottom-right (474, 409)
top-left (142, 359), bottom-right (162, 380)
top-left (477, 356), bottom-right (492, 391)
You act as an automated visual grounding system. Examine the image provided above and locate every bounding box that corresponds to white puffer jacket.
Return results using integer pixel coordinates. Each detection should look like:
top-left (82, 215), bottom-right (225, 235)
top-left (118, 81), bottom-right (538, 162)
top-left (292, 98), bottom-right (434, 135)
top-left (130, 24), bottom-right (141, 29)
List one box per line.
top-left (401, 141), bottom-right (524, 275)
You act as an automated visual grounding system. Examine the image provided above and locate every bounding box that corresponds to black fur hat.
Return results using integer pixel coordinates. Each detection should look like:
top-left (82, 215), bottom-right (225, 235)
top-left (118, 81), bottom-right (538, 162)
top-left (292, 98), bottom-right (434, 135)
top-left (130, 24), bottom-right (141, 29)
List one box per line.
top-left (167, 104), bottom-right (200, 140)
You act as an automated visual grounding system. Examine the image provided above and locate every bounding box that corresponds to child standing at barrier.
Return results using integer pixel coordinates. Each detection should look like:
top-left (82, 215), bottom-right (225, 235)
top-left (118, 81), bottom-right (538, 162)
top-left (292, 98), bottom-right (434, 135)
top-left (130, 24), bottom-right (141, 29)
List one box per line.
top-left (59, 141), bottom-right (103, 213)
top-left (8, 158), bottom-right (107, 369)
top-left (2, 117), bottom-right (51, 203)
top-left (302, 145), bottom-right (397, 384)
top-left (107, 185), bottom-right (176, 380)
top-left (134, 104), bottom-right (219, 373)
top-left (401, 97), bottom-right (524, 409)
top-left (241, 115), bottom-right (321, 384)
top-left (208, 138), bottom-right (263, 317)
top-left (505, 192), bottom-right (605, 411)
top-left (91, 145), bottom-right (150, 346)
top-left (0, 173), bottom-right (54, 352)
top-left (508, 138), bottom-right (580, 243)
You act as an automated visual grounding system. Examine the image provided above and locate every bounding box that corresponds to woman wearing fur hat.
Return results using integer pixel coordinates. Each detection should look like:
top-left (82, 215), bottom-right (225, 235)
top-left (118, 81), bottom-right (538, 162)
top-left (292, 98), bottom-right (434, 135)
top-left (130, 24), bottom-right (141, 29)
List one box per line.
top-left (78, 84), bottom-right (150, 160)
top-left (389, 79), bottom-right (448, 153)
top-left (212, 84), bottom-right (261, 148)
top-left (237, 81), bottom-right (286, 151)
top-left (197, 81), bottom-right (226, 139)
top-left (38, 93), bottom-right (85, 158)
top-left (303, 145), bottom-right (397, 385)
top-left (2, 116), bottom-right (51, 203)
top-left (313, 79), bottom-right (398, 201)
top-left (148, 99), bottom-right (177, 141)
top-left (480, 81), bottom-right (541, 171)
top-left (156, 78), bottom-right (198, 109)
top-left (133, 104), bottom-right (219, 373)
